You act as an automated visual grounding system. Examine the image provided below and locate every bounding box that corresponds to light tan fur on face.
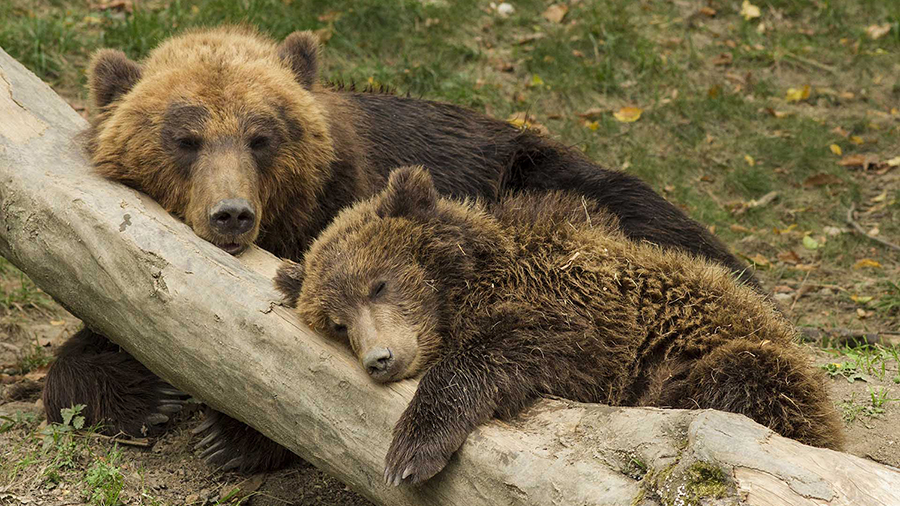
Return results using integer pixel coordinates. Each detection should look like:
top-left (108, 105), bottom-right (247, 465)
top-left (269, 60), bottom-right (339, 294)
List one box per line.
top-left (88, 26), bottom-right (336, 250)
top-left (348, 305), bottom-right (422, 383)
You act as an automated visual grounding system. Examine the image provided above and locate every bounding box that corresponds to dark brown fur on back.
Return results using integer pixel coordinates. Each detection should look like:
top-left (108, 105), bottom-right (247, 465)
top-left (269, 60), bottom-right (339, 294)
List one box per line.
top-left (285, 166), bottom-right (842, 485)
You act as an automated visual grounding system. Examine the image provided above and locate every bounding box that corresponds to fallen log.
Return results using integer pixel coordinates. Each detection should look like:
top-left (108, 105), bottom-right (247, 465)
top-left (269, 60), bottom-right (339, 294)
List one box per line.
top-left (0, 46), bottom-right (898, 506)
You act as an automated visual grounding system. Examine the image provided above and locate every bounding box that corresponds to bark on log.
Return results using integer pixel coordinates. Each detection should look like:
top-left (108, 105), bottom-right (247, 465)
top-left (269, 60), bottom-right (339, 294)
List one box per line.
top-left (1, 46), bottom-right (898, 506)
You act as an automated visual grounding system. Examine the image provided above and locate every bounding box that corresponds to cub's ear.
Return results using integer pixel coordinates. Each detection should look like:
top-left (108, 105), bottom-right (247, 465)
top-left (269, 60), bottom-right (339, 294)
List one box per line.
top-left (375, 166), bottom-right (439, 220)
top-left (278, 30), bottom-right (320, 90)
top-left (89, 49), bottom-right (142, 109)
top-left (274, 259), bottom-right (306, 308)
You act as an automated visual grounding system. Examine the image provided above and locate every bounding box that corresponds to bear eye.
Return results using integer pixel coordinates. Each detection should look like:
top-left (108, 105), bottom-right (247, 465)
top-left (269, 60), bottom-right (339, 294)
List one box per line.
top-left (249, 135), bottom-right (269, 151)
top-left (370, 280), bottom-right (387, 300)
top-left (177, 136), bottom-right (202, 151)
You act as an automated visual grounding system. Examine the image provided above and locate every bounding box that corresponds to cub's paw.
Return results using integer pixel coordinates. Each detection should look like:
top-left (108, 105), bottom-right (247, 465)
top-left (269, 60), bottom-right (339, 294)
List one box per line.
top-left (383, 433), bottom-right (451, 486)
top-left (193, 408), bottom-right (297, 473)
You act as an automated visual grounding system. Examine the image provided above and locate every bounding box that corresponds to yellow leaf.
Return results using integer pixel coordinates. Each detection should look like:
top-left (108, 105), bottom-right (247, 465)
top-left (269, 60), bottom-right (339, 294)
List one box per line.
top-left (740, 0), bottom-right (761, 20)
top-left (872, 191), bottom-right (887, 203)
top-left (744, 154), bottom-right (755, 166)
top-left (531, 74), bottom-right (545, 86)
top-left (541, 4), bottom-right (568, 23)
top-left (853, 259), bottom-right (882, 269)
top-left (849, 136), bottom-right (864, 145)
top-left (866, 24), bottom-right (891, 40)
top-left (785, 85), bottom-right (811, 102)
top-left (850, 295), bottom-right (873, 304)
top-left (613, 106), bottom-right (642, 123)
top-left (887, 156), bottom-right (900, 167)
top-left (584, 121), bottom-right (600, 131)
top-left (829, 144), bottom-right (842, 156)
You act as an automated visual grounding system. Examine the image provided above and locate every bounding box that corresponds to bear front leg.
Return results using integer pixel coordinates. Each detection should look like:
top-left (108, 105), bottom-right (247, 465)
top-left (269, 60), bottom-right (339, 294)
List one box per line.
top-left (384, 344), bottom-right (537, 486)
top-left (43, 327), bottom-right (189, 436)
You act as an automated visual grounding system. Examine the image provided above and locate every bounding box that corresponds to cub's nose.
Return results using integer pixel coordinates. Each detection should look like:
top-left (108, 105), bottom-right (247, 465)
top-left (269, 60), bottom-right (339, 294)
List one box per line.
top-left (362, 347), bottom-right (394, 379)
top-left (209, 198), bottom-right (256, 235)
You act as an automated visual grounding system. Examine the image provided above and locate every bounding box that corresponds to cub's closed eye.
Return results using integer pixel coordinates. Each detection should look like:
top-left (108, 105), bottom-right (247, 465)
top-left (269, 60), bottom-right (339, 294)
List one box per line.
top-left (177, 137), bottom-right (202, 151)
top-left (249, 136), bottom-right (269, 150)
top-left (371, 280), bottom-right (387, 299)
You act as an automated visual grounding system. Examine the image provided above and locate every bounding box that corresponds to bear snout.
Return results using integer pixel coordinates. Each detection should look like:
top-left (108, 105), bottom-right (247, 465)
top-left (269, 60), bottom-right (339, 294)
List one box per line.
top-left (209, 198), bottom-right (256, 237)
top-left (362, 347), bottom-right (395, 381)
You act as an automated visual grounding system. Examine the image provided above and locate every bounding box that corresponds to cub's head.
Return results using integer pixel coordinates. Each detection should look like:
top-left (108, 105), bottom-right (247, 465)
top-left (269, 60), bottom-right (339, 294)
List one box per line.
top-left (87, 27), bottom-right (334, 254)
top-left (276, 166), bottom-right (493, 383)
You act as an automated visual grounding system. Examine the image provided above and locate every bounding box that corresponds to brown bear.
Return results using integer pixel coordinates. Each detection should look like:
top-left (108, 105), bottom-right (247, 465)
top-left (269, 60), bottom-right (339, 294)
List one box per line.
top-left (278, 166), bottom-right (843, 486)
top-left (45, 26), bottom-right (761, 473)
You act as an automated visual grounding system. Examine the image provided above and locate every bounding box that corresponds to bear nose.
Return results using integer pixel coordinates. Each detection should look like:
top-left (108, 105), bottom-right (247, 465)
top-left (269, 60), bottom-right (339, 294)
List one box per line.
top-left (362, 347), bottom-right (394, 378)
top-left (209, 198), bottom-right (256, 235)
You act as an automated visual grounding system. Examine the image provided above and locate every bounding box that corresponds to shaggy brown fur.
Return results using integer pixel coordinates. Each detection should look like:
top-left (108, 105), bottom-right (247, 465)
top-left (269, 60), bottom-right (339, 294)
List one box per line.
top-left (279, 166), bottom-right (843, 486)
top-left (48, 26), bottom-right (761, 474)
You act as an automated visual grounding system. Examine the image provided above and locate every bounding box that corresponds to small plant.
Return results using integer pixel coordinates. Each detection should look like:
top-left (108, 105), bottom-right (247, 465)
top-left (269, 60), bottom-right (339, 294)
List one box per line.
top-left (84, 447), bottom-right (125, 506)
top-left (18, 343), bottom-right (52, 374)
top-left (0, 410), bottom-right (37, 433)
top-left (38, 404), bottom-right (87, 480)
top-left (820, 362), bottom-right (866, 383)
top-left (874, 280), bottom-right (900, 317)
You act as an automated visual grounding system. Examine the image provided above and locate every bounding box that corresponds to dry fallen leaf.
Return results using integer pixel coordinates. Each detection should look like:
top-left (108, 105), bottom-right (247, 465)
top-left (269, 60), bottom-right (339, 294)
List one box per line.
top-left (744, 154), bottom-right (756, 166)
top-left (577, 108), bottom-right (606, 120)
top-left (857, 308), bottom-right (869, 318)
top-left (872, 190), bottom-right (887, 203)
top-left (584, 120), bottom-right (600, 131)
top-left (749, 253), bottom-right (770, 267)
top-left (777, 250), bottom-right (802, 265)
top-left (803, 173), bottom-right (843, 187)
top-left (730, 224), bottom-right (751, 233)
top-left (785, 85), bottom-right (811, 102)
top-left (765, 108), bottom-right (791, 118)
top-left (740, 0), bottom-right (761, 20)
top-left (838, 154), bottom-right (876, 169)
top-left (829, 144), bottom-right (842, 156)
top-left (849, 136), bottom-right (864, 145)
top-left (886, 156), bottom-right (900, 167)
top-left (542, 4), bottom-right (568, 23)
top-left (711, 53), bottom-right (733, 66)
top-left (699, 7), bottom-right (716, 16)
top-left (866, 24), bottom-right (892, 40)
top-left (853, 258), bottom-right (882, 269)
top-left (613, 106), bottom-right (642, 123)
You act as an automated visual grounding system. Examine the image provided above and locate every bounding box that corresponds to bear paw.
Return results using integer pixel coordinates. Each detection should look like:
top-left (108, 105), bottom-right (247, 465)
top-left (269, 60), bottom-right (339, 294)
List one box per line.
top-left (383, 433), bottom-right (452, 486)
top-left (192, 408), bottom-right (297, 473)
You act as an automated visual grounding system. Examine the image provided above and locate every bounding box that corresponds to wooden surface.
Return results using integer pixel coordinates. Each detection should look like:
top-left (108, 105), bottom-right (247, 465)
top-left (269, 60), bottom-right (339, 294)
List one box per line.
top-left (1, 46), bottom-right (898, 505)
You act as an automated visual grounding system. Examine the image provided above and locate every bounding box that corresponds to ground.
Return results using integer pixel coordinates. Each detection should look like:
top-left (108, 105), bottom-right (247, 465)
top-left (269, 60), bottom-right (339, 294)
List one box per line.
top-left (1, 0), bottom-right (898, 504)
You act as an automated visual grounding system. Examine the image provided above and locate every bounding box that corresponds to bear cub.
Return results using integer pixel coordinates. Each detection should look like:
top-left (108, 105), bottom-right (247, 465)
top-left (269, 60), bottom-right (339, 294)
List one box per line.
top-left (276, 166), bottom-right (843, 486)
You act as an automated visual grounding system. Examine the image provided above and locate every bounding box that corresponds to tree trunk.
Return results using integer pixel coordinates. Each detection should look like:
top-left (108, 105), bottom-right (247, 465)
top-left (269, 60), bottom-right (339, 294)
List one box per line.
top-left (0, 47), bottom-right (897, 506)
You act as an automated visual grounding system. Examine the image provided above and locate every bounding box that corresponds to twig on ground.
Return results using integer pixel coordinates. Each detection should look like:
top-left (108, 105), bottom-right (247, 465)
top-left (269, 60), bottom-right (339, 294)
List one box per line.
top-left (798, 327), bottom-right (900, 347)
top-left (782, 51), bottom-right (838, 75)
top-left (847, 203), bottom-right (900, 253)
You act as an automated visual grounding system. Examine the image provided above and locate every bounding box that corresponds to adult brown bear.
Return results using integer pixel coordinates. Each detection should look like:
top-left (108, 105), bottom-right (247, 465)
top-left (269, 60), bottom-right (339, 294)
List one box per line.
top-left (43, 26), bottom-right (758, 473)
top-left (278, 166), bottom-right (842, 485)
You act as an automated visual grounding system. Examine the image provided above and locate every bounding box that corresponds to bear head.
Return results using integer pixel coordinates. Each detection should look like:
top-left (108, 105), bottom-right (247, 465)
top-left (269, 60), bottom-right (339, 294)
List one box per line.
top-left (87, 27), bottom-right (334, 254)
top-left (276, 166), bottom-right (502, 383)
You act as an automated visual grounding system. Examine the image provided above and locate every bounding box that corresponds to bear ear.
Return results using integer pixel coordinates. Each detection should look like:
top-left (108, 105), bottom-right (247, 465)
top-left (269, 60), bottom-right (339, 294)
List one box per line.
top-left (375, 166), bottom-right (439, 220)
top-left (278, 30), bottom-right (320, 90)
top-left (274, 259), bottom-right (306, 308)
top-left (89, 49), bottom-right (142, 109)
